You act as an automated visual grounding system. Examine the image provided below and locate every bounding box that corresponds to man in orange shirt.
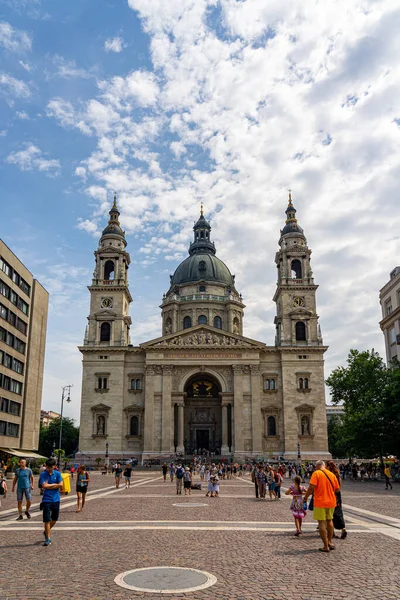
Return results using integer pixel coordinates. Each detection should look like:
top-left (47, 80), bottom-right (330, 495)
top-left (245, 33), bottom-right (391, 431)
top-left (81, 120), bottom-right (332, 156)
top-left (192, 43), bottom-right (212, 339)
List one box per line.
top-left (303, 460), bottom-right (339, 553)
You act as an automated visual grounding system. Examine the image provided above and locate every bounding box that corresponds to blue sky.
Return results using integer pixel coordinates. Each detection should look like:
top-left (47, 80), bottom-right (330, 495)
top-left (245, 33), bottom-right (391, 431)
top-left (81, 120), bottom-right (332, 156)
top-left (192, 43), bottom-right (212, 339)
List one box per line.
top-left (0, 0), bottom-right (399, 424)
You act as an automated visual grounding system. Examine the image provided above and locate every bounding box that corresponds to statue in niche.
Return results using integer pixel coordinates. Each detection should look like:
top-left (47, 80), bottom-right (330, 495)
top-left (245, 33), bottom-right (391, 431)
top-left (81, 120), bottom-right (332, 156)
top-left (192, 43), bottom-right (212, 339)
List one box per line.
top-left (165, 319), bottom-right (172, 335)
top-left (301, 416), bottom-right (310, 435)
top-left (97, 415), bottom-right (105, 435)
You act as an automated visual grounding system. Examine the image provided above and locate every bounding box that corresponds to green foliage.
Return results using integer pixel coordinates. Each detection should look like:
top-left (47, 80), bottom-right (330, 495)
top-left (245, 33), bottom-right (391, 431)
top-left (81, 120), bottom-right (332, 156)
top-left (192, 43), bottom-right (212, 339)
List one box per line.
top-left (6, 456), bottom-right (20, 472)
top-left (327, 416), bottom-right (350, 459)
top-left (326, 349), bottom-right (400, 461)
top-left (38, 417), bottom-right (79, 458)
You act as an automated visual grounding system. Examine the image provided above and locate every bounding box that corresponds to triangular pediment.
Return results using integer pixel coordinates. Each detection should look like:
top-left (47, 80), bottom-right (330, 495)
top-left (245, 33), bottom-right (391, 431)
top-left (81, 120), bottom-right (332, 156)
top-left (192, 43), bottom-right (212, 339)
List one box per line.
top-left (94, 310), bottom-right (118, 318)
top-left (288, 307), bottom-right (313, 318)
top-left (141, 324), bottom-right (266, 350)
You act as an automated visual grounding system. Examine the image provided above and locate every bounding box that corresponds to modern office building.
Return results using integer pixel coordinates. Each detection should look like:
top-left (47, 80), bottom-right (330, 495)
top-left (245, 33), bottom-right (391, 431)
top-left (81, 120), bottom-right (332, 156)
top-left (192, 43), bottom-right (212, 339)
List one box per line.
top-left (379, 267), bottom-right (400, 364)
top-left (0, 240), bottom-right (49, 452)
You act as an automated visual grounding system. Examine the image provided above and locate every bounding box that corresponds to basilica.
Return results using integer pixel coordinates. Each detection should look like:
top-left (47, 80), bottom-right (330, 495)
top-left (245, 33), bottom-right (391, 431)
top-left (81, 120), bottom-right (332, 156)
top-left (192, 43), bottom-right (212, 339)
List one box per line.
top-left (78, 195), bottom-right (330, 462)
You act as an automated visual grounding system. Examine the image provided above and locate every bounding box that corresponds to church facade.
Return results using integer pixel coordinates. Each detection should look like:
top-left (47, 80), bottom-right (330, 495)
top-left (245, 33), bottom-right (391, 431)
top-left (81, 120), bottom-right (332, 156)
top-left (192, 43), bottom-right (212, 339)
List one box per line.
top-left (78, 195), bottom-right (330, 462)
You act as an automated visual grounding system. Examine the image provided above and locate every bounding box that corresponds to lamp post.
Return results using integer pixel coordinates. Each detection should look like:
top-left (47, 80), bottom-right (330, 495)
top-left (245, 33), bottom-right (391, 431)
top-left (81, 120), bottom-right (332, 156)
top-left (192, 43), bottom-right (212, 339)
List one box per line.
top-left (297, 442), bottom-right (301, 469)
top-left (58, 385), bottom-right (72, 469)
top-left (105, 441), bottom-right (109, 468)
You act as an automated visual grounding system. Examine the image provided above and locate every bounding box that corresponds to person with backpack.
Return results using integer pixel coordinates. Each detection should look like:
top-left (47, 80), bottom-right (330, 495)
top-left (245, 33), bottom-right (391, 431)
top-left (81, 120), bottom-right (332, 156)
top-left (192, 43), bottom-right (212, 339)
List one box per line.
top-left (39, 457), bottom-right (63, 547)
top-left (275, 469), bottom-right (283, 499)
top-left (12, 458), bottom-right (34, 520)
top-left (183, 467), bottom-right (192, 496)
top-left (0, 471), bottom-right (8, 507)
top-left (175, 464), bottom-right (184, 495)
top-left (76, 465), bottom-right (90, 513)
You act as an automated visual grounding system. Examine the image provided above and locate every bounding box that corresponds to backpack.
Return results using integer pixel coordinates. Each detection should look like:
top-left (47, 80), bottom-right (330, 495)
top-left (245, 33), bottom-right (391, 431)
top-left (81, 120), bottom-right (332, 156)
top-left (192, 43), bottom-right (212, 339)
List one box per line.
top-left (0, 480), bottom-right (5, 495)
top-left (176, 468), bottom-right (184, 479)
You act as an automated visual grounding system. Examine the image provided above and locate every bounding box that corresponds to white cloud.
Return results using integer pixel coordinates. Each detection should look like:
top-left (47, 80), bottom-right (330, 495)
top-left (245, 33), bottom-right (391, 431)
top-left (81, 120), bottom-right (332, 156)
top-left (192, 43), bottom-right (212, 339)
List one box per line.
top-left (0, 21), bottom-right (32, 52)
top-left (104, 36), bottom-right (125, 53)
top-left (19, 60), bottom-right (32, 71)
top-left (47, 55), bottom-right (93, 80)
top-left (7, 143), bottom-right (60, 175)
top-left (76, 218), bottom-right (100, 237)
top-left (0, 72), bottom-right (30, 98)
top-left (15, 110), bottom-right (29, 120)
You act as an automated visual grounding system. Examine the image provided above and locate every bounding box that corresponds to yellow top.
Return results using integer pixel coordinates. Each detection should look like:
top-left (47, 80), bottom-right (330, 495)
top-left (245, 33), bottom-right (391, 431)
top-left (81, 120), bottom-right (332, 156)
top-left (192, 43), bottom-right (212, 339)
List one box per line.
top-left (200, 202), bottom-right (204, 216)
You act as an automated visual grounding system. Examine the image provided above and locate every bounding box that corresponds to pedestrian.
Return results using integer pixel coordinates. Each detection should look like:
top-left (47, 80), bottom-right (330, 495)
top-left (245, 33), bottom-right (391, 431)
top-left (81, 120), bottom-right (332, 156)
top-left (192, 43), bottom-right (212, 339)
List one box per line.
top-left (255, 464), bottom-right (267, 499)
top-left (0, 471), bottom-right (7, 507)
top-left (12, 458), bottom-right (34, 521)
top-left (123, 464), bottom-right (132, 488)
top-left (251, 464), bottom-right (259, 498)
top-left (76, 465), bottom-right (90, 512)
top-left (169, 463), bottom-right (175, 482)
top-left (267, 466), bottom-right (277, 501)
top-left (384, 464), bottom-right (393, 490)
top-left (352, 464), bottom-right (358, 481)
top-left (303, 460), bottom-right (339, 553)
top-left (70, 465), bottom-right (75, 479)
top-left (39, 457), bottom-right (63, 546)
top-left (275, 469), bottom-right (283, 499)
top-left (285, 475), bottom-right (307, 535)
top-left (183, 466), bottom-right (192, 496)
top-left (114, 463), bottom-right (123, 488)
top-left (175, 463), bottom-right (184, 495)
top-left (326, 461), bottom-right (347, 539)
top-left (162, 463), bottom-right (168, 482)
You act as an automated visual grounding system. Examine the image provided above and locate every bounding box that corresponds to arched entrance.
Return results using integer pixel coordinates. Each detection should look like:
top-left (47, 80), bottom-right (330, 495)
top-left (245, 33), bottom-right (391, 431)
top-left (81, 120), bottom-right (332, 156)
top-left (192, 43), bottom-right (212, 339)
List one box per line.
top-left (182, 374), bottom-right (222, 454)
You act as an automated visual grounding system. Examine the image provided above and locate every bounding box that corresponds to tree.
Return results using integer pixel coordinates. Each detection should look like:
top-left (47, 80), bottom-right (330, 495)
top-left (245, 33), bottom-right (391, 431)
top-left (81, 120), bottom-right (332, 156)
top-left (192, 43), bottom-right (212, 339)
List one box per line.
top-left (327, 416), bottom-right (350, 459)
top-left (326, 349), bottom-right (400, 463)
top-left (39, 417), bottom-right (79, 458)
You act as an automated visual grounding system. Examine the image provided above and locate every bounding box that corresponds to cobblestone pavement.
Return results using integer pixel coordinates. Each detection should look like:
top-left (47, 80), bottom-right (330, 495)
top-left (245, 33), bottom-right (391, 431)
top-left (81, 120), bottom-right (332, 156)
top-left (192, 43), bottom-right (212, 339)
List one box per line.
top-left (0, 473), bottom-right (399, 600)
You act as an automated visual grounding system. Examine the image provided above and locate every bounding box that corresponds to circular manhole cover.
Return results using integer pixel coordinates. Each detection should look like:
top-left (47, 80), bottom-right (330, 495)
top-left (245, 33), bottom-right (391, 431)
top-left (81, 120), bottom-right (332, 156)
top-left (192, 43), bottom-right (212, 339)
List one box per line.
top-left (115, 566), bottom-right (217, 594)
top-left (173, 502), bottom-right (208, 507)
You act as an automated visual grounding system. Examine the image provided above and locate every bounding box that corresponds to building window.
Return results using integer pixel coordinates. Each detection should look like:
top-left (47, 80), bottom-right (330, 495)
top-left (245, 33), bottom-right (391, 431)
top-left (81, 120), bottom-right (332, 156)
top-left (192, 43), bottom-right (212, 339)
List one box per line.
top-left (199, 260), bottom-right (206, 271)
top-left (385, 299), bottom-right (393, 316)
top-left (0, 420), bottom-right (19, 437)
top-left (295, 321), bottom-right (306, 341)
top-left (183, 316), bottom-right (192, 329)
top-left (0, 258), bottom-right (11, 277)
top-left (130, 378), bottom-right (141, 391)
top-left (213, 316), bottom-right (222, 329)
top-left (198, 315), bottom-right (207, 325)
top-left (10, 380), bottom-right (22, 395)
top-left (104, 260), bottom-right (115, 280)
top-left (199, 285), bottom-right (206, 292)
top-left (100, 322), bottom-right (111, 342)
top-left (267, 416), bottom-right (277, 436)
top-left (389, 328), bottom-right (396, 345)
top-left (97, 377), bottom-right (108, 390)
top-left (130, 415), bottom-right (139, 436)
top-left (291, 259), bottom-right (302, 279)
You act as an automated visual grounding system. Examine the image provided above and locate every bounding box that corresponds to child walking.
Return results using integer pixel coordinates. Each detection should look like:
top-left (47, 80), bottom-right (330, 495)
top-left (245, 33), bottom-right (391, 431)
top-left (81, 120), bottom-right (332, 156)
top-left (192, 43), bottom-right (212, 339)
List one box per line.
top-left (285, 475), bottom-right (307, 536)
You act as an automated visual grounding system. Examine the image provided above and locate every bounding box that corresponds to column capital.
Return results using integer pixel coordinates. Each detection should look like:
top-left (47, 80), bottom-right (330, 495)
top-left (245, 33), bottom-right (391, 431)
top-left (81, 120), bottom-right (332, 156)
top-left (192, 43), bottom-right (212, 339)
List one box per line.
top-left (250, 365), bottom-right (261, 374)
top-left (232, 364), bottom-right (243, 374)
top-left (162, 365), bottom-right (174, 374)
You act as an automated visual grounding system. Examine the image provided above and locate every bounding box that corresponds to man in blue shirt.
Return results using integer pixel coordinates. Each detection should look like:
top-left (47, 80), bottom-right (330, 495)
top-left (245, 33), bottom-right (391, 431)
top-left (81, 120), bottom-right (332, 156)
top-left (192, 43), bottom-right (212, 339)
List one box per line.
top-left (12, 458), bottom-right (34, 520)
top-left (39, 458), bottom-right (63, 546)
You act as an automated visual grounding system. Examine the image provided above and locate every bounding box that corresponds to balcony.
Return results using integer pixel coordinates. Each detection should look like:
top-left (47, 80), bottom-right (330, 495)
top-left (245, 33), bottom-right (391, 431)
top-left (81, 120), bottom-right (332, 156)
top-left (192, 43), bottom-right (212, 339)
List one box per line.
top-left (162, 293), bottom-right (242, 304)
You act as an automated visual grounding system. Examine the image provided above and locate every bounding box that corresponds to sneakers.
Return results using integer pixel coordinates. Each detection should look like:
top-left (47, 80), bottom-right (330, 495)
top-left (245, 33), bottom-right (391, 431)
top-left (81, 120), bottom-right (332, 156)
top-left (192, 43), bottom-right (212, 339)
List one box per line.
top-left (25, 511), bottom-right (31, 519)
top-left (43, 538), bottom-right (51, 546)
top-left (16, 515), bottom-right (23, 521)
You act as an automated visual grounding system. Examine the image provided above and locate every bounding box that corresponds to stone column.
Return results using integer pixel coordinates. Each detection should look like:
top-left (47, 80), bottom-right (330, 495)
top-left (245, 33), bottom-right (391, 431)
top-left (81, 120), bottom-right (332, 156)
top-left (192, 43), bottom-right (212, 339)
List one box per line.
top-left (250, 365), bottom-right (262, 456)
top-left (177, 403), bottom-right (184, 453)
top-left (233, 365), bottom-right (244, 455)
top-left (143, 366), bottom-right (156, 455)
top-left (221, 403), bottom-right (229, 455)
top-left (161, 366), bottom-right (173, 453)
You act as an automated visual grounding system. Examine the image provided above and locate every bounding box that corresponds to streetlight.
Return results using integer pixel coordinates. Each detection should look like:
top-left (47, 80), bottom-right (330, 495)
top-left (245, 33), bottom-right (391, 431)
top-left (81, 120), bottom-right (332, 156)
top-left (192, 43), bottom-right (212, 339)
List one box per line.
top-left (58, 385), bottom-right (72, 468)
top-left (105, 441), bottom-right (109, 468)
top-left (297, 442), bottom-right (301, 467)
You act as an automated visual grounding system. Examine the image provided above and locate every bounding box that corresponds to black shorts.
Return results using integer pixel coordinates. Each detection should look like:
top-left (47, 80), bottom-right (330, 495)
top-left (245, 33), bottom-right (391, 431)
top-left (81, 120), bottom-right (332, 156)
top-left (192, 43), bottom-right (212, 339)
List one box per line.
top-left (42, 501), bottom-right (60, 523)
top-left (76, 485), bottom-right (88, 494)
top-left (183, 481), bottom-right (191, 489)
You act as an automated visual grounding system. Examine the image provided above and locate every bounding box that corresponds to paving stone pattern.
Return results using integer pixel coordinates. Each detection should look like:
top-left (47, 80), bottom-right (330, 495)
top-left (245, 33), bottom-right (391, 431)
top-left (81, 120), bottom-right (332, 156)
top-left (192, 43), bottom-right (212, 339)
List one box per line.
top-left (0, 473), bottom-right (398, 600)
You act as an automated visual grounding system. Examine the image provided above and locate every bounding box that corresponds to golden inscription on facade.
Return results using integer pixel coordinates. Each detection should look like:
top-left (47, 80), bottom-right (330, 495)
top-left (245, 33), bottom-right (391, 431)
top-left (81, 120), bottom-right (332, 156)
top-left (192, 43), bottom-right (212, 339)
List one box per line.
top-left (167, 353), bottom-right (242, 359)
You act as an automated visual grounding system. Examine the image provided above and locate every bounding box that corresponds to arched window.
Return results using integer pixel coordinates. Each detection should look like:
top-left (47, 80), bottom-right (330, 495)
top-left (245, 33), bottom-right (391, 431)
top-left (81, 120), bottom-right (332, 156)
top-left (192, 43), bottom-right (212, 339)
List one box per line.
top-left (299, 378), bottom-right (304, 390)
top-left (183, 316), bottom-right (192, 329)
top-left (295, 321), bottom-right (306, 341)
top-left (304, 377), bottom-right (309, 389)
top-left (130, 416), bottom-right (139, 436)
top-left (198, 315), bottom-right (207, 325)
top-left (270, 379), bottom-right (276, 390)
top-left (98, 377), bottom-right (108, 390)
top-left (213, 316), bottom-right (222, 329)
top-left (136, 379), bottom-right (141, 390)
top-left (265, 379), bottom-right (270, 390)
top-left (199, 260), bottom-right (206, 271)
top-left (130, 378), bottom-right (135, 390)
top-left (100, 322), bottom-right (111, 342)
top-left (267, 416), bottom-right (277, 436)
top-left (104, 260), bottom-right (115, 280)
top-left (291, 259), bottom-right (302, 279)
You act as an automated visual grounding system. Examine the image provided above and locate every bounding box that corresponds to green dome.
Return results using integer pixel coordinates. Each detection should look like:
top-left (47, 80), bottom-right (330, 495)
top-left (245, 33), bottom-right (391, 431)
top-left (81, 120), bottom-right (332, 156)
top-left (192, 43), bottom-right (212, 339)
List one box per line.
top-left (171, 253), bottom-right (234, 286)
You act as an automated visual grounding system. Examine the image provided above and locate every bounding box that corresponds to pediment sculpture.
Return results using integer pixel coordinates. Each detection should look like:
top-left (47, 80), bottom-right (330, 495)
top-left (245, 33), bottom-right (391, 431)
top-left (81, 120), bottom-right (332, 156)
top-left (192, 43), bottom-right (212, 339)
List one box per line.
top-left (152, 331), bottom-right (253, 348)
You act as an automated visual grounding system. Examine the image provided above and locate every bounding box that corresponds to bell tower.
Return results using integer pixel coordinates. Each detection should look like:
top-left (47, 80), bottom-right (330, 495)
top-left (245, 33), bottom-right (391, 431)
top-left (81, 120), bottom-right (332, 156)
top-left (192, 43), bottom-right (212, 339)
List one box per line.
top-left (273, 192), bottom-right (323, 347)
top-left (84, 195), bottom-right (132, 347)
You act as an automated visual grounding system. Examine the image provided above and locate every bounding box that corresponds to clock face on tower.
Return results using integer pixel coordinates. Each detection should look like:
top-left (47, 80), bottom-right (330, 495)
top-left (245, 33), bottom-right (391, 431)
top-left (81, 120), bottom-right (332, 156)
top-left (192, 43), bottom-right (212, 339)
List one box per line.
top-left (101, 297), bottom-right (113, 309)
top-left (293, 296), bottom-right (305, 308)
